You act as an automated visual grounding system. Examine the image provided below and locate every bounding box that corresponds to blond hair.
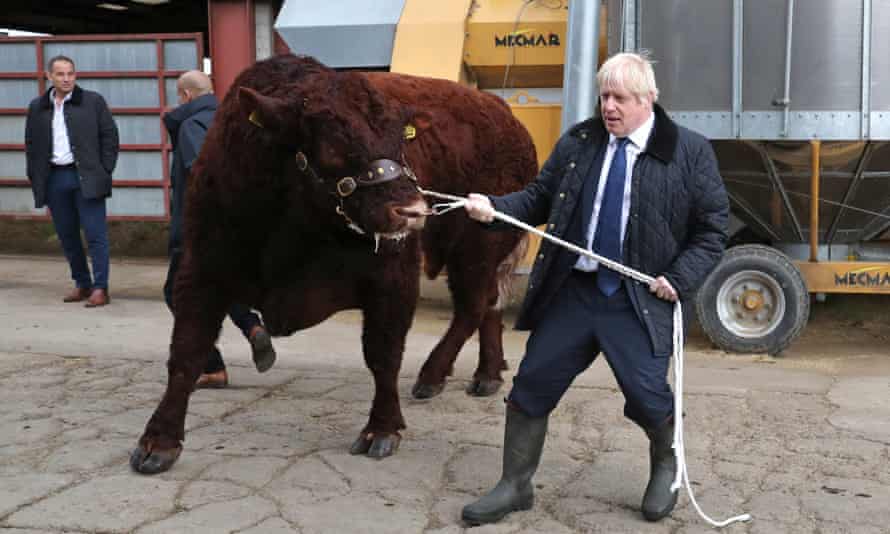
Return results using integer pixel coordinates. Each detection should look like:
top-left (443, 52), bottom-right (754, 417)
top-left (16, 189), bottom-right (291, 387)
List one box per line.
top-left (596, 52), bottom-right (659, 103)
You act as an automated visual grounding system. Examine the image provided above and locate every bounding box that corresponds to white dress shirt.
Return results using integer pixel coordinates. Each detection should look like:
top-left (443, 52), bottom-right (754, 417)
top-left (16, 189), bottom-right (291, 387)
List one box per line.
top-left (50, 89), bottom-right (75, 166)
top-left (575, 111), bottom-right (655, 271)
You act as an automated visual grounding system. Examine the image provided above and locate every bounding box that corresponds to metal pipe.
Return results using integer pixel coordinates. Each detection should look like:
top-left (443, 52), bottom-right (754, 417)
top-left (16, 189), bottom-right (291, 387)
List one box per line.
top-left (779, 0), bottom-right (794, 137)
top-left (618, 0), bottom-right (626, 51)
top-left (861, 0), bottom-right (872, 139)
top-left (809, 139), bottom-right (821, 262)
top-left (731, 0), bottom-right (743, 138)
top-left (622, 0), bottom-right (638, 52)
top-left (560, 0), bottom-right (601, 132)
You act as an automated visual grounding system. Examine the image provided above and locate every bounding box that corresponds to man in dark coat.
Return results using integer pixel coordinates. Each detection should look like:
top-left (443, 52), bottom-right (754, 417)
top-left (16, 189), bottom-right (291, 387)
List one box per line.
top-left (25, 55), bottom-right (119, 307)
top-left (461, 52), bottom-right (729, 524)
top-left (162, 70), bottom-right (276, 388)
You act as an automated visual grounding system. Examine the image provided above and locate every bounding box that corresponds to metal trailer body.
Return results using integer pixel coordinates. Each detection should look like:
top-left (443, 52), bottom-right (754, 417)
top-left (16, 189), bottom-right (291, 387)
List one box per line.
top-left (609, 0), bottom-right (890, 353)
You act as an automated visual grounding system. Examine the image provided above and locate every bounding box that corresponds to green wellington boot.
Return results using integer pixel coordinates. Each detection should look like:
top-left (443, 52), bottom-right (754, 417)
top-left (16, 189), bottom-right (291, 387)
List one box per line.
top-left (461, 406), bottom-right (549, 525)
top-left (641, 418), bottom-right (679, 521)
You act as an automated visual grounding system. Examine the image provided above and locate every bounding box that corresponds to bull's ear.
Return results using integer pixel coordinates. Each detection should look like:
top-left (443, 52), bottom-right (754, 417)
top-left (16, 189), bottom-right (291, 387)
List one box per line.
top-left (238, 86), bottom-right (289, 131)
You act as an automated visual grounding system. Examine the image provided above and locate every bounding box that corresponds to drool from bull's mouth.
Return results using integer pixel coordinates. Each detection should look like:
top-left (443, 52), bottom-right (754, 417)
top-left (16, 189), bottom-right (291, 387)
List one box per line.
top-left (373, 231), bottom-right (410, 253)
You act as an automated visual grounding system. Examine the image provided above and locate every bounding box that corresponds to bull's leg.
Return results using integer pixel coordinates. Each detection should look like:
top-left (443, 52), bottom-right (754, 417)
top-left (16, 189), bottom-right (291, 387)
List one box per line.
top-left (349, 335), bottom-right (406, 459)
top-left (350, 265), bottom-right (419, 459)
top-left (414, 223), bottom-right (523, 400)
top-left (130, 258), bottom-right (229, 474)
top-left (466, 307), bottom-right (509, 397)
top-left (412, 267), bottom-right (498, 400)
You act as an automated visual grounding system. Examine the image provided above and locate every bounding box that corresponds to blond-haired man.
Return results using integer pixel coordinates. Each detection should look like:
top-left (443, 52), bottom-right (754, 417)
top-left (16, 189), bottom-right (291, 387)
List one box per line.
top-left (461, 52), bottom-right (729, 524)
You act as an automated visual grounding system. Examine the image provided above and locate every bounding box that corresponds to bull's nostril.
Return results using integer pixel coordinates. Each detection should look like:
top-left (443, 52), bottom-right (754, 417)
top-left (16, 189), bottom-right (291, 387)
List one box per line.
top-left (395, 208), bottom-right (424, 219)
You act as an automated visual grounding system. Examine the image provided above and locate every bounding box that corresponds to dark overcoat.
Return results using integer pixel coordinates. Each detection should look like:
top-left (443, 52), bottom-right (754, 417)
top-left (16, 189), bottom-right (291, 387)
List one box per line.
top-left (24, 85), bottom-right (119, 208)
top-left (162, 93), bottom-right (218, 252)
top-left (492, 104), bottom-right (729, 356)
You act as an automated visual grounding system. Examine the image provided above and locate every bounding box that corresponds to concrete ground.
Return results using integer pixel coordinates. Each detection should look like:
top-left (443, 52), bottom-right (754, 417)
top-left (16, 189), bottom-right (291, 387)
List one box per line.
top-left (0, 254), bottom-right (888, 534)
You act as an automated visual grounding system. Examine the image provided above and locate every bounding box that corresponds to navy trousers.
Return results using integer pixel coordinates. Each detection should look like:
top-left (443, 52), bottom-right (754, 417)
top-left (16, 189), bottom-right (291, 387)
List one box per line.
top-left (509, 270), bottom-right (673, 430)
top-left (46, 166), bottom-right (110, 290)
top-left (164, 245), bottom-right (261, 374)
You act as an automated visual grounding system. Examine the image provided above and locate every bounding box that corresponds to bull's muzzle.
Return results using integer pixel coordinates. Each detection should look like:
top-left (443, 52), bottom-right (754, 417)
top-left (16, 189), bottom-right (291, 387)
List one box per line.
top-left (394, 200), bottom-right (428, 231)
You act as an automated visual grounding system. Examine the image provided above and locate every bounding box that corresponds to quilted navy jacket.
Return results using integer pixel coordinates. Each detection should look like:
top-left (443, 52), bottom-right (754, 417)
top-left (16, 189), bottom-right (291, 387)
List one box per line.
top-left (492, 104), bottom-right (729, 356)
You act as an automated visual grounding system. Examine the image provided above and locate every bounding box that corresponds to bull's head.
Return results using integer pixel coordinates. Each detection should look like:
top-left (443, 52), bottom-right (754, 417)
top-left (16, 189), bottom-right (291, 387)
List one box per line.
top-left (238, 73), bottom-right (428, 248)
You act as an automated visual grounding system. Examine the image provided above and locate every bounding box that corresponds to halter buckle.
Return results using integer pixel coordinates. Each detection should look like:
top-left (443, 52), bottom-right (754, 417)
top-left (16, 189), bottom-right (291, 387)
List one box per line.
top-left (295, 152), bottom-right (308, 172)
top-left (336, 176), bottom-right (357, 197)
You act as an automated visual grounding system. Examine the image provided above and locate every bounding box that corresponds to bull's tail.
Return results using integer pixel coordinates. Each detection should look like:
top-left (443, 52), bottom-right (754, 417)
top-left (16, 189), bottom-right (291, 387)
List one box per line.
top-left (493, 233), bottom-right (530, 310)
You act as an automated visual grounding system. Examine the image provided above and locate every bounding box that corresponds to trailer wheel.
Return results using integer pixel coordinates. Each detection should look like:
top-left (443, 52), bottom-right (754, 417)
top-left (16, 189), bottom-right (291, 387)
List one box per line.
top-left (695, 244), bottom-right (809, 355)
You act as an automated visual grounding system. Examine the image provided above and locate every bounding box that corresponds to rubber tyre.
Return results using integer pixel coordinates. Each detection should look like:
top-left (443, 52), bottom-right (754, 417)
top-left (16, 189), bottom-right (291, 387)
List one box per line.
top-left (695, 244), bottom-right (809, 355)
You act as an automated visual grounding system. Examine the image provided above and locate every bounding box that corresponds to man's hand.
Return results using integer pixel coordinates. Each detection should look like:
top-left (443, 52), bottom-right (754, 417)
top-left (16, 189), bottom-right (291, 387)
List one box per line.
top-left (464, 193), bottom-right (496, 223)
top-left (649, 276), bottom-right (678, 302)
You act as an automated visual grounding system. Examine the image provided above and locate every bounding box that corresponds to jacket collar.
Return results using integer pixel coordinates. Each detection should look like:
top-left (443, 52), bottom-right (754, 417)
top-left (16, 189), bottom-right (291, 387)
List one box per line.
top-left (40, 85), bottom-right (83, 109)
top-left (162, 93), bottom-right (218, 137)
top-left (570, 103), bottom-right (678, 164)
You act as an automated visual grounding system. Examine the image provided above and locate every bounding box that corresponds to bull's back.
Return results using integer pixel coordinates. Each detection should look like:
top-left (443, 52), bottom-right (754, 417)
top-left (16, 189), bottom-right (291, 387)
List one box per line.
top-left (364, 72), bottom-right (536, 196)
top-left (365, 72), bottom-right (511, 113)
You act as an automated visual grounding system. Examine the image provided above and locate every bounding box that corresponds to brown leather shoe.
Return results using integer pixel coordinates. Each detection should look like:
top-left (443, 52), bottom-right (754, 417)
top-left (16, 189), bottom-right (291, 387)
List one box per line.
top-left (84, 288), bottom-right (110, 308)
top-left (63, 287), bottom-right (91, 303)
top-left (195, 369), bottom-right (228, 389)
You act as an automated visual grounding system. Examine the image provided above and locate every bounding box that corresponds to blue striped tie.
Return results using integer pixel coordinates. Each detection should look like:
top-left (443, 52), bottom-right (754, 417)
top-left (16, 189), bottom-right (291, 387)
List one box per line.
top-left (592, 138), bottom-right (629, 296)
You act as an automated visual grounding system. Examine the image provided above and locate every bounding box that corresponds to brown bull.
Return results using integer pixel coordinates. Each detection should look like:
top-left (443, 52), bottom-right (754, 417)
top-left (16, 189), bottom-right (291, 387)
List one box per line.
top-left (130, 54), bottom-right (537, 473)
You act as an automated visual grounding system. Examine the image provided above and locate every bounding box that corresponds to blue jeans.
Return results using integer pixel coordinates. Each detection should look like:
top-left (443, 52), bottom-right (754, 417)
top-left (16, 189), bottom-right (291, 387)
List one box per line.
top-left (46, 166), bottom-right (110, 290)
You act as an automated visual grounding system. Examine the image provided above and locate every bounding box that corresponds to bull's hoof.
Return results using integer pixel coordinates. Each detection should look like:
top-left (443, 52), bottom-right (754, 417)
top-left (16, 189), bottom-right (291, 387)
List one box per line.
top-left (129, 442), bottom-right (182, 474)
top-left (411, 381), bottom-right (445, 399)
top-left (465, 378), bottom-right (504, 397)
top-left (349, 432), bottom-right (401, 459)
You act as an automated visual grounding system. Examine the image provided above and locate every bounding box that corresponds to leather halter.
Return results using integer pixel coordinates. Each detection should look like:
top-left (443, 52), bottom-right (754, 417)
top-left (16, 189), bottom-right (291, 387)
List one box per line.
top-left (294, 150), bottom-right (419, 234)
top-left (295, 151), bottom-right (417, 198)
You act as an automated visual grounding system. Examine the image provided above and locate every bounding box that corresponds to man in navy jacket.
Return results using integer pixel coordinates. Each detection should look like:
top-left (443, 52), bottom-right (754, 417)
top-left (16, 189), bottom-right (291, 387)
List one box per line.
top-left (25, 55), bottom-right (119, 307)
top-left (163, 70), bottom-right (276, 388)
top-left (462, 52), bottom-right (729, 524)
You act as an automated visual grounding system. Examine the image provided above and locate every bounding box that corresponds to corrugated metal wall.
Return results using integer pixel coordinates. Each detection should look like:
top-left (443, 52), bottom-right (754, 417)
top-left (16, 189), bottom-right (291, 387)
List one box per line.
top-left (0, 33), bottom-right (202, 220)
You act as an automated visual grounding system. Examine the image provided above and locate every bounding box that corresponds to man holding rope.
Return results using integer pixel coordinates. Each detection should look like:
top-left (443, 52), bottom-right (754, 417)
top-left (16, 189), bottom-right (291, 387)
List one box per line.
top-left (461, 52), bottom-right (729, 525)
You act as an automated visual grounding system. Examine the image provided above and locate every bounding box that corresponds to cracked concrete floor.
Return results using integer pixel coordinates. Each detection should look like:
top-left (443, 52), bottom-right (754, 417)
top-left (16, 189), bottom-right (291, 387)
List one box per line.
top-left (0, 254), bottom-right (888, 534)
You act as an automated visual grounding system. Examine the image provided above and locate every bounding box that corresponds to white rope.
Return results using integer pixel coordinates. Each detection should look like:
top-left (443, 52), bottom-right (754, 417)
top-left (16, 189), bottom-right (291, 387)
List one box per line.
top-left (421, 188), bottom-right (752, 527)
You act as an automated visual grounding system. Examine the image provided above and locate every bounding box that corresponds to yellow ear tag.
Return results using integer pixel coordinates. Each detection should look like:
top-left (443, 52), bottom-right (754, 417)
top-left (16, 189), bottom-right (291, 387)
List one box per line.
top-left (404, 124), bottom-right (416, 140)
top-left (248, 110), bottom-right (264, 128)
